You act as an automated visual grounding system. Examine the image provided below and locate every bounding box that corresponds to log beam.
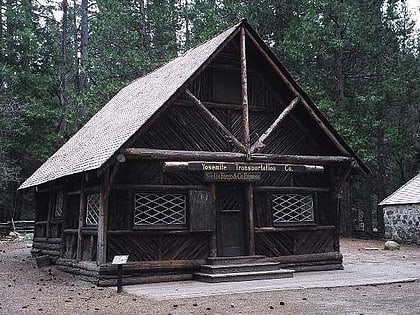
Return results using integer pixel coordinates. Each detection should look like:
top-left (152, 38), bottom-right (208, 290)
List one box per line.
top-left (123, 148), bottom-right (354, 165)
top-left (240, 26), bottom-right (250, 154)
top-left (185, 89), bottom-right (246, 153)
top-left (250, 96), bottom-right (300, 153)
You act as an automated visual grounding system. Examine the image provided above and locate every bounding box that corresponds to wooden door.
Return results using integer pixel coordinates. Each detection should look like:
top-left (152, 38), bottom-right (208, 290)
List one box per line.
top-left (216, 184), bottom-right (246, 256)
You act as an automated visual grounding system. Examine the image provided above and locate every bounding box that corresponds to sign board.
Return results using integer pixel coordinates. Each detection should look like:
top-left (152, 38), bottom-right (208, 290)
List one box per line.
top-left (188, 162), bottom-right (323, 173)
top-left (204, 171), bottom-right (261, 182)
top-left (112, 255), bottom-right (129, 265)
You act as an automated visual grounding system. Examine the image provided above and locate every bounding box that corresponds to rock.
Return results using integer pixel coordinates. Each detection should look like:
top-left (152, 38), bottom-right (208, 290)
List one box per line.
top-left (384, 240), bottom-right (400, 250)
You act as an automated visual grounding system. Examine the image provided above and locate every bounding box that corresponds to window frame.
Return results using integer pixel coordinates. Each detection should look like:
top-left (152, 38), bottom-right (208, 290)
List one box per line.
top-left (132, 191), bottom-right (188, 230)
top-left (85, 193), bottom-right (100, 226)
top-left (270, 191), bottom-right (318, 226)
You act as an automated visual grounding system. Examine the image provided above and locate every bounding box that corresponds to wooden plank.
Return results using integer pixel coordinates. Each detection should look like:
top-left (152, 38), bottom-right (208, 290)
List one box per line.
top-left (189, 190), bottom-right (214, 232)
top-left (112, 184), bottom-right (206, 191)
top-left (185, 89), bottom-right (246, 153)
top-left (254, 186), bottom-right (330, 192)
top-left (174, 100), bottom-right (279, 113)
top-left (76, 178), bottom-right (86, 261)
top-left (255, 225), bottom-right (334, 233)
top-left (165, 161), bottom-right (323, 173)
top-left (250, 97), bottom-right (300, 153)
top-left (240, 27), bottom-right (250, 154)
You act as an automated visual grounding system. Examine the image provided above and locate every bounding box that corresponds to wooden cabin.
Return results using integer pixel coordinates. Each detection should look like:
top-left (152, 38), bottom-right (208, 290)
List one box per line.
top-left (19, 21), bottom-right (368, 285)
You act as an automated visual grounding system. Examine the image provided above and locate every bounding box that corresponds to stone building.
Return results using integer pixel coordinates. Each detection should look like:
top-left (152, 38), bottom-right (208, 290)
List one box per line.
top-left (379, 173), bottom-right (420, 245)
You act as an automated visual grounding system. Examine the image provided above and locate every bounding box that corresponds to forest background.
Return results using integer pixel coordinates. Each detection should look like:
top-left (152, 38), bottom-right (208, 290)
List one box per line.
top-left (0, 0), bottom-right (419, 235)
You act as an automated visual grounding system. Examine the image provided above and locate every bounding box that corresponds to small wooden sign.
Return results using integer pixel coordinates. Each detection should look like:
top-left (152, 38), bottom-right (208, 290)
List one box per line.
top-left (112, 255), bottom-right (129, 265)
top-left (204, 171), bottom-right (261, 182)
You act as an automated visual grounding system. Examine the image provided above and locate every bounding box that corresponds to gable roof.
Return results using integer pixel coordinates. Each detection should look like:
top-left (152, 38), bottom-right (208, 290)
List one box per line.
top-left (379, 173), bottom-right (420, 206)
top-left (19, 23), bottom-right (241, 189)
top-left (19, 20), bottom-right (368, 190)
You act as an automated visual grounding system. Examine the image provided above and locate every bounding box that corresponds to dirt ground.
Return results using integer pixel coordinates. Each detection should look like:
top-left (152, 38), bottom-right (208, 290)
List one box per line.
top-left (0, 238), bottom-right (419, 315)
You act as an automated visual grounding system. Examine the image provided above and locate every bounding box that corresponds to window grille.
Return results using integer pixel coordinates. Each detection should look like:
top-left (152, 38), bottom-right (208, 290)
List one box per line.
top-left (86, 194), bottom-right (100, 225)
top-left (272, 194), bottom-right (314, 224)
top-left (54, 191), bottom-right (64, 217)
top-left (134, 193), bottom-right (186, 225)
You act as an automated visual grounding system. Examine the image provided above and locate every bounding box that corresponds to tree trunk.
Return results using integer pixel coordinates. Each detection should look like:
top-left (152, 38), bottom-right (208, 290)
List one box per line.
top-left (58, 0), bottom-right (68, 133)
top-left (334, 22), bottom-right (345, 104)
top-left (79, 0), bottom-right (88, 92)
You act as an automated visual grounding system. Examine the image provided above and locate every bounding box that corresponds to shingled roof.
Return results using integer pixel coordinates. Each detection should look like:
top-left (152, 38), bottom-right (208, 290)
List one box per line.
top-left (19, 23), bottom-right (241, 189)
top-left (379, 173), bottom-right (420, 206)
top-left (20, 20), bottom-right (369, 190)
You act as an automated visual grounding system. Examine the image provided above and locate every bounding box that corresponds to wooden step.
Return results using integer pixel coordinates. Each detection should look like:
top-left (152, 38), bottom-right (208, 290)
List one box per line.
top-left (194, 269), bottom-right (294, 283)
top-left (200, 262), bottom-right (280, 274)
top-left (205, 255), bottom-right (266, 265)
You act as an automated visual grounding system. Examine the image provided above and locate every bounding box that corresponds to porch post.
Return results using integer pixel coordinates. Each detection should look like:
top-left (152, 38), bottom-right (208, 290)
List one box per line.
top-left (76, 177), bottom-right (86, 261)
top-left (209, 183), bottom-right (217, 257)
top-left (97, 167), bottom-right (110, 265)
top-left (247, 184), bottom-right (255, 255)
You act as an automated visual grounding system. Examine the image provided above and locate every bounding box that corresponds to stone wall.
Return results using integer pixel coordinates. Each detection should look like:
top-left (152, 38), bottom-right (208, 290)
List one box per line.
top-left (383, 204), bottom-right (420, 245)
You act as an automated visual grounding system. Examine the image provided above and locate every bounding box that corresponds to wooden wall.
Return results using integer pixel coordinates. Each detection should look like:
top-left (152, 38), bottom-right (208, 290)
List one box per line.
top-left (32, 39), bottom-right (343, 266)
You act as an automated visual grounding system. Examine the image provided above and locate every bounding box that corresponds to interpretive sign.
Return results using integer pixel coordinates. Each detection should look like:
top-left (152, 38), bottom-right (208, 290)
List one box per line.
top-left (112, 255), bottom-right (129, 265)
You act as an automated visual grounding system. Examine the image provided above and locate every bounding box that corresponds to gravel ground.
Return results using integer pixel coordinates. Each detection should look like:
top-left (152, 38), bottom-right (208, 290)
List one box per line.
top-left (0, 237), bottom-right (419, 315)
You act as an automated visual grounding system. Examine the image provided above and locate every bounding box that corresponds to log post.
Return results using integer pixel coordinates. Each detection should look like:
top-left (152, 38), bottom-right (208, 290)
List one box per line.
top-left (329, 166), bottom-right (341, 252)
top-left (97, 167), bottom-right (110, 265)
top-left (209, 183), bottom-right (217, 257)
top-left (59, 186), bottom-right (68, 258)
top-left (240, 26), bottom-right (250, 156)
top-left (46, 187), bottom-right (53, 240)
top-left (247, 184), bottom-right (255, 255)
top-left (76, 177), bottom-right (86, 261)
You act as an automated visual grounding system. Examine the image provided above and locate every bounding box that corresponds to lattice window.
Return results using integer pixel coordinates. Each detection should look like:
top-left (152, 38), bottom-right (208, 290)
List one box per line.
top-left (86, 194), bottom-right (100, 225)
top-left (54, 191), bottom-right (64, 217)
top-left (134, 193), bottom-right (186, 225)
top-left (272, 194), bottom-right (314, 224)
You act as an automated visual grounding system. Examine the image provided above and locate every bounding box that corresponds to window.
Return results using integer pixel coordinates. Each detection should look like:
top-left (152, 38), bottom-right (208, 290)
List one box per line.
top-left (134, 193), bottom-right (186, 226)
top-left (86, 194), bottom-right (100, 225)
top-left (272, 193), bottom-right (314, 224)
top-left (54, 191), bottom-right (64, 218)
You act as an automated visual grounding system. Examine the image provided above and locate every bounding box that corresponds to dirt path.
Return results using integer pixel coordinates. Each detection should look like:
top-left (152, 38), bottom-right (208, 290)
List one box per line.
top-left (0, 238), bottom-right (419, 314)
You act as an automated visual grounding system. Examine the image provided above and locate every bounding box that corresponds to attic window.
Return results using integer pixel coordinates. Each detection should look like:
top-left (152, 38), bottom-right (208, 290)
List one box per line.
top-left (133, 193), bottom-right (186, 226)
top-left (86, 194), bottom-right (100, 226)
top-left (272, 193), bottom-right (314, 224)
